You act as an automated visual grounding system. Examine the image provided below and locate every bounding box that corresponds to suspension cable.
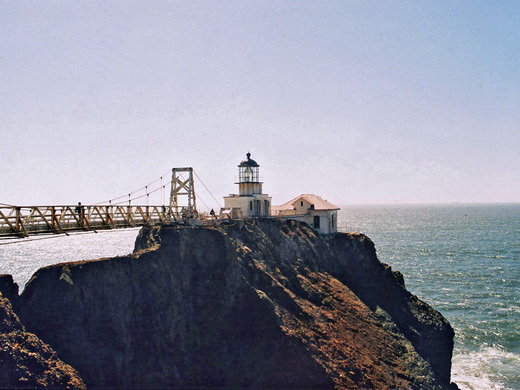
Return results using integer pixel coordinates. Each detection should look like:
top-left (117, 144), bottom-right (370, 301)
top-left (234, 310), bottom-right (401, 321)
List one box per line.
top-left (194, 171), bottom-right (223, 209)
top-left (95, 169), bottom-right (171, 205)
top-left (93, 168), bottom-right (221, 211)
top-left (109, 182), bottom-right (171, 205)
top-left (176, 172), bottom-right (211, 211)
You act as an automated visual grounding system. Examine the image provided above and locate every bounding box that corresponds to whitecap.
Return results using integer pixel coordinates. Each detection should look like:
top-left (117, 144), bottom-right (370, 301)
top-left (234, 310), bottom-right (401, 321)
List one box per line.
top-left (452, 344), bottom-right (520, 390)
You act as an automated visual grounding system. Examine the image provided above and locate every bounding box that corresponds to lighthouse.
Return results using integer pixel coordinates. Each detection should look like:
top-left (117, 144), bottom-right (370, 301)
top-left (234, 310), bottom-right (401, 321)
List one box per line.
top-left (223, 153), bottom-right (272, 218)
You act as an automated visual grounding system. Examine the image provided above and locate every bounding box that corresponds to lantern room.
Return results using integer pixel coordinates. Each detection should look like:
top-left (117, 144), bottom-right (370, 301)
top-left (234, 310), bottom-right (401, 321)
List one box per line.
top-left (237, 152), bottom-right (263, 196)
top-left (238, 152), bottom-right (259, 183)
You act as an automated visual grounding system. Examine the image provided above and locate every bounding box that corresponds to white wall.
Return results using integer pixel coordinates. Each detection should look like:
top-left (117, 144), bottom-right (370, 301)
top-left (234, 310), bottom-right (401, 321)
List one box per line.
top-left (223, 194), bottom-right (272, 217)
top-left (280, 209), bottom-right (338, 234)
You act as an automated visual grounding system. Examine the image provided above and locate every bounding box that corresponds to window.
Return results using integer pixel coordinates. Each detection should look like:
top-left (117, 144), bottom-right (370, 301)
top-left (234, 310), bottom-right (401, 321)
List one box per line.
top-left (314, 216), bottom-right (320, 229)
top-left (301, 201), bottom-right (304, 207)
top-left (244, 167), bottom-right (253, 182)
top-left (249, 201), bottom-right (253, 211)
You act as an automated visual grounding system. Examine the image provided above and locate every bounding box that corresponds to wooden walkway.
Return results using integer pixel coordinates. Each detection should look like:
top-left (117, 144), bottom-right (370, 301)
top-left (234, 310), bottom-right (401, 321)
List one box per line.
top-left (0, 205), bottom-right (182, 238)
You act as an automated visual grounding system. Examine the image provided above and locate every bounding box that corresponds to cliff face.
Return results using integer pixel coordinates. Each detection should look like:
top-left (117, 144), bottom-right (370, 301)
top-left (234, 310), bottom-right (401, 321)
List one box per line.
top-left (0, 285), bottom-right (85, 389)
top-left (17, 219), bottom-right (456, 389)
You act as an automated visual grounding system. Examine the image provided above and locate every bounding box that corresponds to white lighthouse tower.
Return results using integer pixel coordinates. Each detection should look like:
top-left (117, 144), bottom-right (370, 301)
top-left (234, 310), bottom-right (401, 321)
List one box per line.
top-left (223, 153), bottom-right (272, 218)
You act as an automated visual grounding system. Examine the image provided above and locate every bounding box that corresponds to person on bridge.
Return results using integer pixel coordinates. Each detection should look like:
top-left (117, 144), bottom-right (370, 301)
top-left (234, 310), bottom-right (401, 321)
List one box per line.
top-left (75, 202), bottom-right (84, 226)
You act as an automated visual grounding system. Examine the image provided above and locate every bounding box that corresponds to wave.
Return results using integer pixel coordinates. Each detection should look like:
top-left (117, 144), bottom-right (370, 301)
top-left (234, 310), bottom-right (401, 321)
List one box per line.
top-left (452, 344), bottom-right (520, 390)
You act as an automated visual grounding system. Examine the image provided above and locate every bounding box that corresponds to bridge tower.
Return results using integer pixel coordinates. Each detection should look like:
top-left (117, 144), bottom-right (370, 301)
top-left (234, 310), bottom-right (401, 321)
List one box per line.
top-left (169, 167), bottom-right (198, 220)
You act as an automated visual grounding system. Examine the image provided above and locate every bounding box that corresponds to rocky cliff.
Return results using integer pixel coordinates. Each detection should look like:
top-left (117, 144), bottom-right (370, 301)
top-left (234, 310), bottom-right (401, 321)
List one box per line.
top-left (0, 276), bottom-right (85, 389)
top-left (13, 219), bottom-right (457, 389)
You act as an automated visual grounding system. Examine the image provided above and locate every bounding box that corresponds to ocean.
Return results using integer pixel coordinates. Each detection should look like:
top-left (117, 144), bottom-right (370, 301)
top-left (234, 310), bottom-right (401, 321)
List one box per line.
top-left (0, 204), bottom-right (518, 389)
top-left (339, 204), bottom-right (520, 390)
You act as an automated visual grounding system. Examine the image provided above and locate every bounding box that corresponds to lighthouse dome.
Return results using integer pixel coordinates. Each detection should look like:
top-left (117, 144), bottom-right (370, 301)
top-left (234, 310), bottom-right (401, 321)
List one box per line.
top-left (239, 152), bottom-right (259, 167)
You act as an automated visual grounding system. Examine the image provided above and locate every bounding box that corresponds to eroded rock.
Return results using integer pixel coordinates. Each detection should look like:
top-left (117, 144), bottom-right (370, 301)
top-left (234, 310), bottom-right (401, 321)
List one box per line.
top-left (17, 219), bottom-right (457, 389)
top-left (0, 292), bottom-right (85, 389)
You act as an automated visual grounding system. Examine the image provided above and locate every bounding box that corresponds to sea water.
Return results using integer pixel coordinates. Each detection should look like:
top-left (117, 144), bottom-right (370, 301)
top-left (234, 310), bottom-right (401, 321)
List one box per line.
top-left (339, 204), bottom-right (520, 390)
top-left (0, 204), bottom-right (518, 389)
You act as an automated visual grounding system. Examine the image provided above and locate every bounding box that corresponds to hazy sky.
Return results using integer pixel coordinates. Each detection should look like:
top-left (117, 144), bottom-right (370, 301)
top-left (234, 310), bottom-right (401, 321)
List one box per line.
top-left (1, 1), bottom-right (519, 209)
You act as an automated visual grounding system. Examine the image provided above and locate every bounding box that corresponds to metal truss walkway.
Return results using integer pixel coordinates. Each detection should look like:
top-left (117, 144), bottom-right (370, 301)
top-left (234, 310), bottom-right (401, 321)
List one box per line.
top-left (0, 204), bottom-right (175, 238)
top-left (0, 167), bottom-right (217, 238)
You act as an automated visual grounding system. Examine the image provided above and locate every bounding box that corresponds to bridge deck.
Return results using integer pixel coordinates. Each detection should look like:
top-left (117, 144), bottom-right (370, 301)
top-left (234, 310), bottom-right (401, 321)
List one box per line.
top-left (0, 205), bottom-right (182, 238)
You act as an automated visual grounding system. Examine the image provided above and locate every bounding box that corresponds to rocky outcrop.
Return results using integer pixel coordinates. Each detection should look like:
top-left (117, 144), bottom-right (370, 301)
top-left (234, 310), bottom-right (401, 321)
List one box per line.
top-left (0, 274), bottom-right (19, 309)
top-left (0, 291), bottom-right (86, 389)
top-left (16, 219), bottom-right (457, 389)
top-left (325, 233), bottom-right (455, 384)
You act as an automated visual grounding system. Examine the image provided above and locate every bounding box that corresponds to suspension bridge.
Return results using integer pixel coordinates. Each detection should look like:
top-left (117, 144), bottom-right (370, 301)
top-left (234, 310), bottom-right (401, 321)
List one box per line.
top-left (0, 167), bottom-right (222, 239)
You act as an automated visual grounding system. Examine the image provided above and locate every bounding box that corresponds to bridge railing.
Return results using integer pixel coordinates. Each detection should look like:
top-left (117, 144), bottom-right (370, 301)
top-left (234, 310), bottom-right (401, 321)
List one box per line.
top-left (0, 205), bottom-right (179, 238)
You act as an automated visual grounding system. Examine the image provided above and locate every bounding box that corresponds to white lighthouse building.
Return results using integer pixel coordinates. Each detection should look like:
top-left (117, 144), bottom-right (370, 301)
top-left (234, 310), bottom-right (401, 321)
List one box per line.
top-left (223, 153), bottom-right (272, 218)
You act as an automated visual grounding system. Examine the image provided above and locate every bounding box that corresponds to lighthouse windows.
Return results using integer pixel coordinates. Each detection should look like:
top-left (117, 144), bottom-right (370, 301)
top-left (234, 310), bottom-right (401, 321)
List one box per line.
top-left (239, 165), bottom-right (258, 183)
top-left (244, 166), bottom-right (253, 182)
